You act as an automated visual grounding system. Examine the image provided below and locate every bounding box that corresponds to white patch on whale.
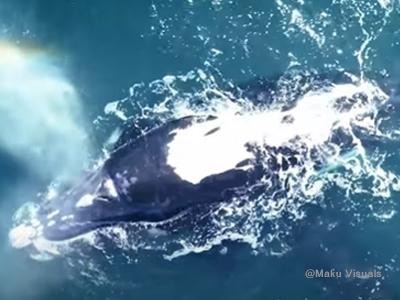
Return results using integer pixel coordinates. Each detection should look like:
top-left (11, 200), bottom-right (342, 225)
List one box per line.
top-left (8, 224), bottom-right (37, 249)
top-left (46, 210), bottom-right (60, 220)
top-left (47, 220), bottom-right (56, 227)
top-left (104, 179), bottom-right (118, 197)
top-left (166, 82), bottom-right (385, 184)
top-left (76, 194), bottom-right (96, 208)
top-left (61, 214), bottom-right (75, 221)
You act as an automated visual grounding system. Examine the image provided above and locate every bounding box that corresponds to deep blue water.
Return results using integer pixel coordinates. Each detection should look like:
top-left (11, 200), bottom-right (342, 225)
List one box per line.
top-left (1, 1), bottom-right (400, 299)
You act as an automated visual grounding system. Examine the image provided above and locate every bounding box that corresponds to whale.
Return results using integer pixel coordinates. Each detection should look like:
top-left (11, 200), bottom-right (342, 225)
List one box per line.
top-left (38, 115), bottom-right (275, 241)
top-left (20, 74), bottom-right (398, 242)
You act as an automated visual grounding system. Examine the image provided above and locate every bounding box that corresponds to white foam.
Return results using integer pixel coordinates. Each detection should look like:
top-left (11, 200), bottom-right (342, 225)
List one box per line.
top-left (8, 224), bottom-right (37, 249)
top-left (167, 82), bottom-right (385, 184)
top-left (290, 9), bottom-right (325, 47)
top-left (104, 101), bottom-right (128, 121)
top-left (377, 0), bottom-right (391, 10)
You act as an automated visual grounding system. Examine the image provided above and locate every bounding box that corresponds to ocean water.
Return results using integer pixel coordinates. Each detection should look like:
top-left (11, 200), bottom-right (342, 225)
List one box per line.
top-left (1, 0), bottom-right (400, 299)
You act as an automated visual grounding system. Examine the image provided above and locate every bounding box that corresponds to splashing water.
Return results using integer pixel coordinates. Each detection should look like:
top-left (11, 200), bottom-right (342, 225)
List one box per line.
top-left (7, 1), bottom-right (400, 291)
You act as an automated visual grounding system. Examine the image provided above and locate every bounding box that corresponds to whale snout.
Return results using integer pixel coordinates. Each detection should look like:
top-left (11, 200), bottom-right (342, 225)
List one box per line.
top-left (35, 167), bottom-right (122, 241)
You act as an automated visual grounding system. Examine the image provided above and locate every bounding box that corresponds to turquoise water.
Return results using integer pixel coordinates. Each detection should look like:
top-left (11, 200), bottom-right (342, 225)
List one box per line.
top-left (1, 0), bottom-right (400, 299)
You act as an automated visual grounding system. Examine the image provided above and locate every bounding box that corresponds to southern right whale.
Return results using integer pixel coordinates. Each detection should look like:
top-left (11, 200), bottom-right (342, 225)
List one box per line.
top-left (37, 115), bottom-right (274, 241)
top-left (10, 73), bottom-right (396, 244)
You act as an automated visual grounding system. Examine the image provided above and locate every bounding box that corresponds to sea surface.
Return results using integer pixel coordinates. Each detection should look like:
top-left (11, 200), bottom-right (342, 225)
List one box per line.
top-left (1, 1), bottom-right (400, 299)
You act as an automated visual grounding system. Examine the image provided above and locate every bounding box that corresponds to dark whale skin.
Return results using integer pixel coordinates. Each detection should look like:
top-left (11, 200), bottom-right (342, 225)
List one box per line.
top-left (39, 116), bottom-right (257, 241)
